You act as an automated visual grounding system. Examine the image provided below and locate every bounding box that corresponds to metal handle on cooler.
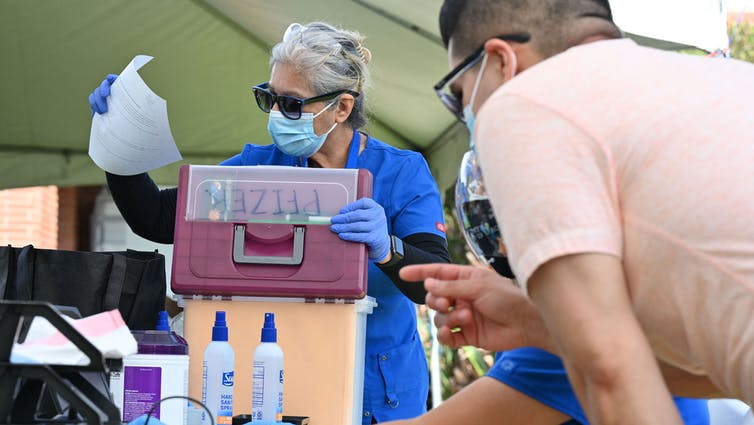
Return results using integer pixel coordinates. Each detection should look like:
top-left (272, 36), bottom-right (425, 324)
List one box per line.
top-left (232, 224), bottom-right (305, 265)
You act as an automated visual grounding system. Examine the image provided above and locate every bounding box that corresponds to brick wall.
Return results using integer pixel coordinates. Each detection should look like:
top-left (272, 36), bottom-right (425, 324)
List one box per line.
top-left (0, 186), bottom-right (59, 249)
top-left (0, 186), bottom-right (103, 251)
top-left (58, 186), bottom-right (78, 250)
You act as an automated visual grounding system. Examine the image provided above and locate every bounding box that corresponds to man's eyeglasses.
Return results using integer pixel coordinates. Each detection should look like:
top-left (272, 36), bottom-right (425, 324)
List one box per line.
top-left (252, 82), bottom-right (360, 120)
top-left (433, 33), bottom-right (531, 122)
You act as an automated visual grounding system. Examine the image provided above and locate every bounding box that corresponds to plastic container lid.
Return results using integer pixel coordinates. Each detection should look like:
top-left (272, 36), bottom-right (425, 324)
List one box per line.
top-left (131, 330), bottom-right (189, 355)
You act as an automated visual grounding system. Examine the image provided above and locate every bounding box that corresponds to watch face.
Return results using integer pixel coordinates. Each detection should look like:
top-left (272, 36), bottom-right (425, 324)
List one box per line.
top-left (392, 235), bottom-right (405, 258)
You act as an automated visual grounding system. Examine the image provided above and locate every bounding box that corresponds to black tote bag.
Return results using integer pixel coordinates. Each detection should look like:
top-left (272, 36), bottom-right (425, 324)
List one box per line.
top-left (0, 245), bottom-right (166, 330)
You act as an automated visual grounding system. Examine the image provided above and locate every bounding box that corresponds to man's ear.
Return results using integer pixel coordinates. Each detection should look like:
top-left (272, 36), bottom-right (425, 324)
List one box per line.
top-left (484, 39), bottom-right (519, 82)
top-left (335, 94), bottom-right (355, 123)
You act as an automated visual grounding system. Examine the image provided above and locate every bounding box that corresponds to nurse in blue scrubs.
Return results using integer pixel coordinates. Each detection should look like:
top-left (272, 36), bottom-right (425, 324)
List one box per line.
top-left (89, 22), bottom-right (450, 424)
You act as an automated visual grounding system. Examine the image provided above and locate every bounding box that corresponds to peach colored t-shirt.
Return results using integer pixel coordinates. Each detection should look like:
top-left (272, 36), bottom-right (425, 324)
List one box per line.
top-left (475, 39), bottom-right (754, 402)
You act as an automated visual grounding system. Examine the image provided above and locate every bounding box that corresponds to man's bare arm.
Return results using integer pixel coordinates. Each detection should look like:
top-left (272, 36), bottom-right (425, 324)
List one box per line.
top-left (382, 377), bottom-right (570, 425)
top-left (528, 253), bottom-right (682, 424)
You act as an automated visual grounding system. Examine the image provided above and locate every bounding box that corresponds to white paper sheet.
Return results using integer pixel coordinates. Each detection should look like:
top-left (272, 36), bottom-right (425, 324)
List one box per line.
top-left (88, 55), bottom-right (182, 175)
top-left (10, 310), bottom-right (137, 365)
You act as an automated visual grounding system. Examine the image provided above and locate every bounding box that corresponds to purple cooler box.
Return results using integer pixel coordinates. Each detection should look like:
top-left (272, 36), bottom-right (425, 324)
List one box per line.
top-left (171, 165), bottom-right (372, 299)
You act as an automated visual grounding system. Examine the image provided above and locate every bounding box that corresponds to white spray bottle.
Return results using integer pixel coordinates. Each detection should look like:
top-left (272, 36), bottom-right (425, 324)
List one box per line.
top-left (202, 311), bottom-right (235, 425)
top-left (251, 312), bottom-right (284, 422)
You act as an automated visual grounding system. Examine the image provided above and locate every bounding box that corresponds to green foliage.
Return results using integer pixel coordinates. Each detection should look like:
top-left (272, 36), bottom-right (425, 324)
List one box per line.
top-left (439, 343), bottom-right (494, 399)
top-left (415, 188), bottom-right (493, 401)
top-left (443, 186), bottom-right (471, 265)
top-left (730, 22), bottom-right (754, 63)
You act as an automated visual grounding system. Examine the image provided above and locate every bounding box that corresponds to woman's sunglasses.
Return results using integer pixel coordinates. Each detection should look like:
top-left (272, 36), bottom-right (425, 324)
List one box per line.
top-left (252, 82), bottom-right (360, 120)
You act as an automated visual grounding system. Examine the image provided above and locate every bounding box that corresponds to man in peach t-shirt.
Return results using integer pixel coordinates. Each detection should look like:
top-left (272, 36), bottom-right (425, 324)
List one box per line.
top-left (403, 0), bottom-right (754, 424)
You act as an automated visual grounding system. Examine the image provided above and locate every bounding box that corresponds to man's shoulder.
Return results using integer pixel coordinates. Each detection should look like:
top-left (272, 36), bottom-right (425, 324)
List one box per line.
top-left (480, 39), bottom-right (657, 134)
top-left (494, 38), bottom-right (639, 98)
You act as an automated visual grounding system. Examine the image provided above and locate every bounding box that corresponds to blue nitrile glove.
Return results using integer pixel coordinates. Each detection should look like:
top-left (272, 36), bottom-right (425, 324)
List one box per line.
top-left (127, 415), bottom-right (169, 425)
top-left (330, 197), bottom-right (390, 261)
top-left (88, 73), bottom-right (118, 115)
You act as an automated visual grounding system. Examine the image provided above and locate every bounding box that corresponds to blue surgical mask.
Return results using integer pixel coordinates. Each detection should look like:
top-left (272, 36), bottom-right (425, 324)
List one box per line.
top-left (463, 105), bottom-right (476, 149)
top-left (268, 101), bottom-right (338, 157)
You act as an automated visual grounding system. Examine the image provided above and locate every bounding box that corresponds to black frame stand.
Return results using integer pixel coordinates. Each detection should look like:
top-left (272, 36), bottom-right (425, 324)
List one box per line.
top-left (0, 300), bottom-right (121, 425)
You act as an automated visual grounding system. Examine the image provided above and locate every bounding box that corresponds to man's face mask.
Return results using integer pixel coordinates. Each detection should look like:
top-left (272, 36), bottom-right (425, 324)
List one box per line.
top-left (462, 52), bottom-right (489, 147)
top-left (455, 148), bottom-right (515, 279)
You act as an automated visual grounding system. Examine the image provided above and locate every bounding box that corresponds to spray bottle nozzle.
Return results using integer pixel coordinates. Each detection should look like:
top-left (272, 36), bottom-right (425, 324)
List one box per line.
top-left (212, 311), bottom-right (229, 342)
top-left (261, 312), bottom-right (277, 343)
top-left (264, 313), bottom-right (275, 327)
top-left (215, 311), bottom-right (227, 326)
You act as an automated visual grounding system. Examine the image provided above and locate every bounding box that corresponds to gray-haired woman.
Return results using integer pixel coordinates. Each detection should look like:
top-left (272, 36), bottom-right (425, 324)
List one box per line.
top-left (89, 22), bottom-right (450, 424)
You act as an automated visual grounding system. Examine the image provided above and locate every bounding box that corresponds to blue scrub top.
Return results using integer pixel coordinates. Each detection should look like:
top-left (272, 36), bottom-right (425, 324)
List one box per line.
top-left (221, 129), bottom-right (447, 423)
top-left (488, 348), bottom-right (710, 425)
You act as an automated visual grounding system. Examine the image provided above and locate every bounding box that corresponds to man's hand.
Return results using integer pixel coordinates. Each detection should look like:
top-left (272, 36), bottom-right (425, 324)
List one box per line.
top-left (400, 263), bottom-right (553, 352)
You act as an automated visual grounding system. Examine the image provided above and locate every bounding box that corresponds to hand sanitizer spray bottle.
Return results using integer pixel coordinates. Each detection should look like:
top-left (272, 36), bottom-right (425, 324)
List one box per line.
top-left (202, 311), bottom-right (234, 425)
top-left (252, 312), bottom-right (284, 422)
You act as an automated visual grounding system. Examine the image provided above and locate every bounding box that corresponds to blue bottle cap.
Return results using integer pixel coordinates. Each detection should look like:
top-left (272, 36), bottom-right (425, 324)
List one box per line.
top-left (212, 311), bottom-right (228, 341)
top-left (156, 310), bottom-right (171, 332)
top-left (261, 312), bottom-right (277, 343)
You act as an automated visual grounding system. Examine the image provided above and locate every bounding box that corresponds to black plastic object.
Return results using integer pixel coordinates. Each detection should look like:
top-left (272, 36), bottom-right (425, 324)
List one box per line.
top-left (0, 300), bottom-right (120, 425)
top-left (232, 414), bottom-right (251, 425)
top-left (233, 414), bottom-right (309, 425)
top-left (0, 245), bottom-right (166, 330)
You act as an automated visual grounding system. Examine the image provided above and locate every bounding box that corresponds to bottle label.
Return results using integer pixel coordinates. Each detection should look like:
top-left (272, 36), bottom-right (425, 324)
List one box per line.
top-left (252, 364), bottom-right (265, 409)
top-left (276, 389), bottom-right (283, 422)
top-left (222, 371), bottom-right (234, 387)
top-left (122, 366), bottom-right (162, 421)
top-left (220, 392), bottom-right (233, 415)
top-left (202, 360), bottom-right (234, 425)
top-left (201, 363), bottom-right (208, 403)
top-left (252, 360), bottom-right (283, 421)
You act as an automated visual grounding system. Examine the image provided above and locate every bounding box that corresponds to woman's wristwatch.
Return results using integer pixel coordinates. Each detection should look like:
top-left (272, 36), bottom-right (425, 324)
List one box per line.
top-left (379, 235), bottom-right (405, 267)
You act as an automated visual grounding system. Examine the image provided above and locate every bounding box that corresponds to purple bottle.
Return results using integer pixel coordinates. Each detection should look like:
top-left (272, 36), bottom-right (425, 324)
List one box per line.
top-left (110, 311), bottom-right (190, 424)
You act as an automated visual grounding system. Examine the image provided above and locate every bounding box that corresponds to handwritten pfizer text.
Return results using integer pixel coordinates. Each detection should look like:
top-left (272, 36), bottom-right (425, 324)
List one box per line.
top-left (195, 180), bottom-right (349, 222)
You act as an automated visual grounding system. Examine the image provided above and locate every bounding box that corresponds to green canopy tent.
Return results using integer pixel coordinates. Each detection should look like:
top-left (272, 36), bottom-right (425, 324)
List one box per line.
top-left (0, 0), bottom-right (728, 194)
top-left (0, 0), bottom-right (466, 193)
